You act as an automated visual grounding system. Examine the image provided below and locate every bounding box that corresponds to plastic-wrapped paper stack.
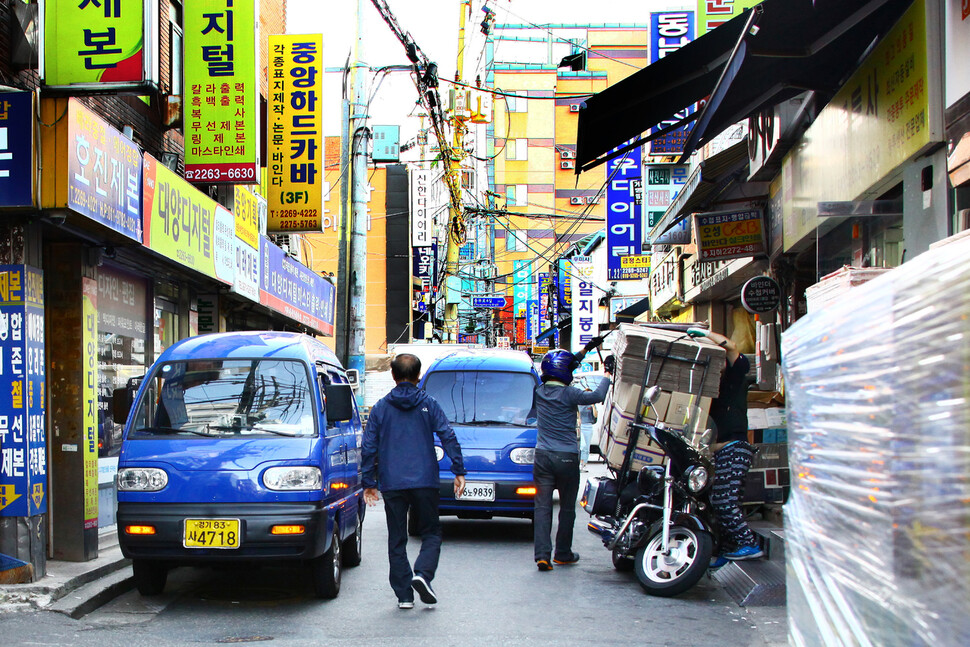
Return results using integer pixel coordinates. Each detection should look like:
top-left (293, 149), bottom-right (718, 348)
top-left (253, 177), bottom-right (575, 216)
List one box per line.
top-left (781, 236), bottom-right (970, 647)
top-left (804, 265), bottom-right (890, 313)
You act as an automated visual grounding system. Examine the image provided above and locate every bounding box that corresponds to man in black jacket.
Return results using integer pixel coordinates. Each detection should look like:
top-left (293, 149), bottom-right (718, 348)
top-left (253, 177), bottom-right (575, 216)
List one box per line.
top-left (362, 353), bottom-right (466, 609)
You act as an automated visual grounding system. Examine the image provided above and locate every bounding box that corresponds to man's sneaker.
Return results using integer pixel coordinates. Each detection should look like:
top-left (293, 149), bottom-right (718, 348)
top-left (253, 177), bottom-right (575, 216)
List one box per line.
top-left (553, 552), bottom-right (580, 565)
top-left (536, 559), bottom-right (553, 571)
top-left (724, 545), bottom-right (764, 561)
top-left (709, 556), bottom-right (730, 570)
top-left (398, 600), bottom-right (414, 610)
top-left (411, 575), bottom-right (437, 604)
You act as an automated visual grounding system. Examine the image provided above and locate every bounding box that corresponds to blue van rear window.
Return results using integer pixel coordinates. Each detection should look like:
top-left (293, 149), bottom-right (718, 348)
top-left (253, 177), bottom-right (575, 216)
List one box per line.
top-left (129, 359), bottom-right (316, 438)
top-left (423, 370), bottom-right (536, 426)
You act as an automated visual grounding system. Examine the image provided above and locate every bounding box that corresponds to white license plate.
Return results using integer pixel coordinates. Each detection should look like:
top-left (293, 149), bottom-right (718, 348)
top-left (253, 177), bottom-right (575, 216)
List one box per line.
top-left (460, 481), bottom-right (495, 502)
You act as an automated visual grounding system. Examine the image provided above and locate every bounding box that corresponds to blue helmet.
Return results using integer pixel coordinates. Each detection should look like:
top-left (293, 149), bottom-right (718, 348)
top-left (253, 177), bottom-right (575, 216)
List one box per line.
top-left (540, 349), bottom-right (578, 383)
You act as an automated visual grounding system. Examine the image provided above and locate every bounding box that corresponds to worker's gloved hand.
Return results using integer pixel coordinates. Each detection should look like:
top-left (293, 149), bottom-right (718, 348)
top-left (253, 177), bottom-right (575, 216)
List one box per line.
top-left (603, 354), bottom-right (616, 375)
top-left (686, 327), bottom-right (708, 338)
top-left (583, 336), bottom-right (605, 352)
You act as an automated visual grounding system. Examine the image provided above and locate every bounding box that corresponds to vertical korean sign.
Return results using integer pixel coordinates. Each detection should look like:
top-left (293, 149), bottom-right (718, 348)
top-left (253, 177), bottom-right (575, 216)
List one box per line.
top-left (645, 164), bottom-right (690, 245)
top-left (606, 147), bottom-right (644, 280)
top-left (184, 0), bottom-right (259, 183)
top-left (411, 169), bottom-right (432, 247)
top-left (268, 34), bottom-right (324, 231)
top-left (0, 93), bottom-right (36, 208)
top-left (43, 0), bottom-right (155, 90)
top-left (513, 260), bottom-right (533, 317)
top-left (82, 278), bottom-right (98, 528)
top-left (570, 257), bottom-right (597, 352)
top-left (0, 266), bottom-right (46, 518)
top-left (650, 12), bottom-right (695, 155)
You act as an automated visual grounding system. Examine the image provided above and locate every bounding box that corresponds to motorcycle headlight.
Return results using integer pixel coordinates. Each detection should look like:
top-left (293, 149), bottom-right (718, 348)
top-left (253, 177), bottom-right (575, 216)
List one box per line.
top-left (510, 447), bottom-right (535, 464)
top-left (435, 446), bottom-right (445, 461)
top-left (686, 466), bottom-right (709, 493)
top-left (263, 466), bottom-right (322, 491)
top-left (117, 467), bottom-right (168, 492)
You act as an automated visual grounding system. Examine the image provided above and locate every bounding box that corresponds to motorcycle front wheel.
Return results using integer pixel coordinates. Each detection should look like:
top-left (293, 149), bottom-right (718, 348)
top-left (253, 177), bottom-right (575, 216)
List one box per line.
top-left (634, 525), bottom-right (712, 597)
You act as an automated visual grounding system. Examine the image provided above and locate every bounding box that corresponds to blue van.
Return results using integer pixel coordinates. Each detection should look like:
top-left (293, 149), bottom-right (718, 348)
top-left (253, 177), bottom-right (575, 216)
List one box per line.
top-left (112, 332), bottom-right (364, 599)
top-left (418, 349), bottom-right (540, 522)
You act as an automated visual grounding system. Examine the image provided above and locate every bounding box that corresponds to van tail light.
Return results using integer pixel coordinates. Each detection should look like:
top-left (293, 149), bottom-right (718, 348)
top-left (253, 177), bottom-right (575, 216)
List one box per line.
top-left (125, 525), bottom-right (156, 535)
top-left (271, 525), bottom-right (306, 535)
top-left (516, 487), bottom-right (537, 496)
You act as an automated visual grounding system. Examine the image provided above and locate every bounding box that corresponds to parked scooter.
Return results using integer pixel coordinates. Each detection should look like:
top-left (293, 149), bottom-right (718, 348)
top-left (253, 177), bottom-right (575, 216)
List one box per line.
top-left (582, 386), bottom-right (718, 597)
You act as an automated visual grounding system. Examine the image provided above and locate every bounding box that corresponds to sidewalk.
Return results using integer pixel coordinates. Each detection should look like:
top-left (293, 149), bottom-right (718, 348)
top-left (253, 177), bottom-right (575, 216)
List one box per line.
top-left (0, 529), bottom-right (133, 618)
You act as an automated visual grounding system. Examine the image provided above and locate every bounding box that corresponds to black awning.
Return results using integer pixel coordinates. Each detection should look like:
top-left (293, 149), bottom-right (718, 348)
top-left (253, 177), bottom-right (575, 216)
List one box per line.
top-left (575, 0), bottom-right (915, 173)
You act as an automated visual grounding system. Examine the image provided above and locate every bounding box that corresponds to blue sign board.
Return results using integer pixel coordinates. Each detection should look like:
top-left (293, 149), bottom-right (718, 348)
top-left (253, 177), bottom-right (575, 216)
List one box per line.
top-left (259, 238), bottom-right (336, 335)
top-left (650, 12), bottom-right (695, 154)
top-left (606, 147), bottom-right (643, 281)
top-left (0, 265), bottom-right (46, 517)
top-left (513, 260), bottom-right (533, 317)
top-left (0, 93), bottom-right (35, 208)
top-left (472, 296), bottom-right (507, 309)
top-left (527, 300), bottom-right (539, 341)
top-left (412, 244), bottom-right (437, 293)
top-left (67, 101), bottom-right (143, 242)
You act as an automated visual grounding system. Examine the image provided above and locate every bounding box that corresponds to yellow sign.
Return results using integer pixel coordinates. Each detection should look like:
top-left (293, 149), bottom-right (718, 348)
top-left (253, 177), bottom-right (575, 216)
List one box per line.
top-left (184, 0), bottom-right (259, 183)
top-left (142, 155), bottom-right (236, 283)
top-left (268, 34), bottom-right (325, 232)
top-left (43, 0), bottom-right (148, 88)
top-left (234, 186), bottom-right (260, 249)
top-left (32, 483), bottom-right (44, 509)
top-left (82, 278), bottom-right (98, 528)
top-left (620, 255), bottom-right (651, 268)
top-left (0, 485), bottom-right (21, 511)
top-left (783, 0), bottom-right (939, 251)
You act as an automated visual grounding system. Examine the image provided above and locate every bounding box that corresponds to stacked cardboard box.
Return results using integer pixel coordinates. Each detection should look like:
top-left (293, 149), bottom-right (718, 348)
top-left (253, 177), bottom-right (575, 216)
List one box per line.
top-left (602, 324), bottom-right (725, 472)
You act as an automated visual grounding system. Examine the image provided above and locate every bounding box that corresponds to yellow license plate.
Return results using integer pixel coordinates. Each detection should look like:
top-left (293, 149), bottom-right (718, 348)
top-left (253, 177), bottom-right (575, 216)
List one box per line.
top-left (183, 518), bottom-right (241, 549)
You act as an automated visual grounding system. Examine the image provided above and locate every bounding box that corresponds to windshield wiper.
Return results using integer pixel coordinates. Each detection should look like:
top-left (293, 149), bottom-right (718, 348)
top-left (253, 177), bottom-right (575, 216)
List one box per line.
top-left (134, 426), bottom-right (212, 437)
top-left (204, 423), bottom-right (303, 437)
top-left (463, 419), bottom-right (531, 427)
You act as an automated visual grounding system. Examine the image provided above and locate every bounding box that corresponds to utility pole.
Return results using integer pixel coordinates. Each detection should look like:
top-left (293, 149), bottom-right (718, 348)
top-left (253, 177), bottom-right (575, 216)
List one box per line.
top-left (348, 0), bottom-right (369, 397)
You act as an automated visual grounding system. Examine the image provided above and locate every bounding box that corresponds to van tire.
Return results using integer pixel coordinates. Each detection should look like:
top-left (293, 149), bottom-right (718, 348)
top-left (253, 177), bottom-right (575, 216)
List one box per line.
top-left (311, 525), bottom-right (342, 599)
top-left (342, 509), bottom-right (363, 567)
top-left (132, 559), bottom-right (168, 596)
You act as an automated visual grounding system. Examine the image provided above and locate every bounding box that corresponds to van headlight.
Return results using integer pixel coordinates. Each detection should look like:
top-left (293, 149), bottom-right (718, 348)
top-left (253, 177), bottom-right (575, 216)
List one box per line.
top-left (435, 446), bottom-right (444, 461)
top-left (510, 448), bottom-right (535, 464)
top-left (117, 467), bottom-right (168, 492)
top-left (263, 466), bottom-right (323, 491)
top-left (685, 466), bottom-right (709, 493)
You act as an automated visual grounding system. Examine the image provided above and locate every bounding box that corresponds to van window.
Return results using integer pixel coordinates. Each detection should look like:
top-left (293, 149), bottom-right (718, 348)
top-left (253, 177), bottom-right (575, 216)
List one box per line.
top-left (422, 370), bottom-right (536, 426)
top-left (129, 359), bottom-right (316, 438)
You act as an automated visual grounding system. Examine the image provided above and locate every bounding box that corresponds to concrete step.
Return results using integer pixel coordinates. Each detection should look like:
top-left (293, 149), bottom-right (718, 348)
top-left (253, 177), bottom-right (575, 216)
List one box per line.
top-left (711, 557), bottom-right (787, 607)
top-left (48, 565), bottom-right (134, 619)
top-left (749, 522), bottom-right (786, 563)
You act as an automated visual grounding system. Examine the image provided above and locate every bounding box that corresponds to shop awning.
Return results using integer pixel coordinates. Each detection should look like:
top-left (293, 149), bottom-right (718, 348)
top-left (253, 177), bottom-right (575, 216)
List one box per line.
top-left (575, 0), bottom-right (915, 174)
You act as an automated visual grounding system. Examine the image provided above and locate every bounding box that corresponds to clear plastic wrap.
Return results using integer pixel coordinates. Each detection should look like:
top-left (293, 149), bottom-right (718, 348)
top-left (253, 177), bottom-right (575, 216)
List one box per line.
top-left (781, 236), bottom-right (970, 647)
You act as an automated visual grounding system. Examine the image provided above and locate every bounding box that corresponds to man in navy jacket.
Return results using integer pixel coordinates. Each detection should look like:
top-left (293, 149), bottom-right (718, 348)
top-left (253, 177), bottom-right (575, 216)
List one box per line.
top-left (362, 353), bottom-right (466, 609)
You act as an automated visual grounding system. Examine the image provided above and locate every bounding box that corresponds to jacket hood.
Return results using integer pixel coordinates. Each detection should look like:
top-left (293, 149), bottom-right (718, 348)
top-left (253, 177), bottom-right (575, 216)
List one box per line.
top-left (385, 381), bottom-right (428, 411)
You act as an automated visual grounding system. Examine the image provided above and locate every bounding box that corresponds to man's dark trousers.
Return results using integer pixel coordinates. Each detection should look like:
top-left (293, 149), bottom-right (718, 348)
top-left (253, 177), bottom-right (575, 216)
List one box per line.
top-left (533, 449), bottom-right (580, 561)
top-left (383, 488), bottom-right (442, 602)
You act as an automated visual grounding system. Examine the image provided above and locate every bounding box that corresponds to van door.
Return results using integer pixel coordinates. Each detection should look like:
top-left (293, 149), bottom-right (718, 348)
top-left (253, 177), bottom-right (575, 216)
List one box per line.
top-left (319, 371), bottom-right (349, 500)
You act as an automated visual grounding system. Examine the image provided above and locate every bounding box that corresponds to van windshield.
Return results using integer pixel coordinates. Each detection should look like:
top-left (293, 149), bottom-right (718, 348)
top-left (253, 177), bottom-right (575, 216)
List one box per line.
top-left (422, 371), bottom-right (536, 426)
top-left (129, 359), bottom-right (316, 438)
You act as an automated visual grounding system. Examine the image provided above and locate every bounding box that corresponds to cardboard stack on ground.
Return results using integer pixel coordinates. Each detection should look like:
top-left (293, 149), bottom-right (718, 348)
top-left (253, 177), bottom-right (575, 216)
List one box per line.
top-left (602, 324), bottom-right (725, 472)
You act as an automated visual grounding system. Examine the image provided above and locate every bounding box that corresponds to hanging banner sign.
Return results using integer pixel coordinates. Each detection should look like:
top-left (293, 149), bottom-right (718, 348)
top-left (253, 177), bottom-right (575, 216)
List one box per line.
top-left (42, 0), bottom-right (158, 91)
top-left (268, 34), bottom-right (324, 231)
top-left (234, 185), bottom-right (260, 250)
top-left (570, 257), bottom-right (599, 352)
top-left (232, 188), bottom-right (262, 303)
top-left (607, 147), bottom-right (644, 280)
top-left (413, 243), bottom-right (436, 293)
top-left (694, 208), bottom-right (766, 261)
top-left (81, 277), bottom-right (98, 528)
top-left (66, 100), bottom-right (143, 242)
top-left (0, 92), bottom-right (37, 209)
top-left (259, 237), bottom-right (336, 335)
top-left (184, 0), bottom-right (259, 184)
top-left (513, 259), bottom-right (533, 317)
top-left (527, 300), bottom-right (539, 342)
top-left (142, 154), bottom-right (235, 283)
top-left (644, 164), bottom-right (690, 246)
top-left (0, 266), bottom-right (46, 517)
top-left (650, 12), bottom-right (696, 155)
top-left (411, 169), bottom-right (432, 247)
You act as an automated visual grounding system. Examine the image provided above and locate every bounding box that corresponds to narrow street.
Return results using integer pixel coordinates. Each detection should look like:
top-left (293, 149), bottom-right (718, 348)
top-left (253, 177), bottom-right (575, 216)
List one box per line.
top-left (0, 463), bottom-right (786, 647)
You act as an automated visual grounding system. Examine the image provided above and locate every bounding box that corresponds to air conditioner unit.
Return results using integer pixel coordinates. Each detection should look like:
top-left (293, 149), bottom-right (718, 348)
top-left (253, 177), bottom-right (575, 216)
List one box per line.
top-left (569, 197), bottom-right (583, 205)
top-left (585, 195), bottom-right (600, 204)
top-left (569, 104), bottom-right (581, 113)
top-left (560, 160), bottom-right (575, 170)
top-left (560, 150), bottom-right (574, 159)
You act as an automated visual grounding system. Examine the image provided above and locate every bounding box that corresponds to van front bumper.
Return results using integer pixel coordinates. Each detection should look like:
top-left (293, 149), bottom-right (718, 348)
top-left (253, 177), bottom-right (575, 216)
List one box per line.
top-left (438, 477), bottom-right (536, 519)
top-left (117, 501), bottom-right (330, 562)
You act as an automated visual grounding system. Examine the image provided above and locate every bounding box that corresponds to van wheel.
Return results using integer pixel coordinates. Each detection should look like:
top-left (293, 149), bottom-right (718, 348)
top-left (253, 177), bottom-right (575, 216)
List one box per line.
top-left (132, 559), bottom-right (168, 596)
top-left (342, 510), bottom-right (363, 567)
top-left (311, 525), bottom-right (342, 599)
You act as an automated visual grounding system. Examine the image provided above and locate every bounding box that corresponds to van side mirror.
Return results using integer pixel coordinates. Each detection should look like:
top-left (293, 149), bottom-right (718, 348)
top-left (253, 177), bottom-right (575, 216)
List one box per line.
top-left (112, 376), bottom-right (143, 425)
top-left (325, 382), bottom-right (355, 424)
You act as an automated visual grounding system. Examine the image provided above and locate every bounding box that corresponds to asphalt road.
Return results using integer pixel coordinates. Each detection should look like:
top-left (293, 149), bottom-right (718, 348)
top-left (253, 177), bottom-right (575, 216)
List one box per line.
top-left (0, 463), bottom-right (788, 646)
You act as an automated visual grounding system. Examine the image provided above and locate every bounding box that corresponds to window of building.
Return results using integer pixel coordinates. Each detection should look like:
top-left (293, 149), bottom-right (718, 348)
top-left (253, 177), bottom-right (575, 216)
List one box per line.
top-left (506, 138), bottom-right (528, 161)
top-left (505, 94), bottom-right (527, 113)
top-left (506, 229), bottom-right (528, 252)
top-left (506, 184), bottom-right (528, 207)
top-left (169, 1), bottom-right (183, 96)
